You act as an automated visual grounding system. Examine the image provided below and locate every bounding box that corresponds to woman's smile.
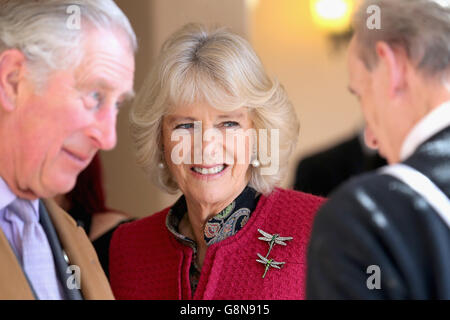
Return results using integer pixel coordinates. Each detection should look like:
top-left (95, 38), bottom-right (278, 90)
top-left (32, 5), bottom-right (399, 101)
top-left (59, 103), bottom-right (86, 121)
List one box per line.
top-left (190, 164), bottom-right (229, 180)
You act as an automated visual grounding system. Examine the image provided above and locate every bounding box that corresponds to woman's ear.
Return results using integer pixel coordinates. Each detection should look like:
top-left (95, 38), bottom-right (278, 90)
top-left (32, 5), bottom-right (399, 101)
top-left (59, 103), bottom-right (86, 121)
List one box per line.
top-left (375, 41), bottom-right (408, 98)
top-left (0, 49), bottom-right (27, 112)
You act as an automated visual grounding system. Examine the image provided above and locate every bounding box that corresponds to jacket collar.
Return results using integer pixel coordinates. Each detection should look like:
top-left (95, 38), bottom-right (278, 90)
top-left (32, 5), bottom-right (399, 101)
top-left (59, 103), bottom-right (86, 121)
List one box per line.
top-left (404, 125), bottom-right (450, 198)
top-left (42, 199), bottom-right (114, 300)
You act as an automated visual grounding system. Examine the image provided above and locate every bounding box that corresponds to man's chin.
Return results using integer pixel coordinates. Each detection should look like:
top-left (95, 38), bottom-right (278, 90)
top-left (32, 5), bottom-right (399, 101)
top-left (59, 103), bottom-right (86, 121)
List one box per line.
top-left (40, 176), bottom-right (77, 199)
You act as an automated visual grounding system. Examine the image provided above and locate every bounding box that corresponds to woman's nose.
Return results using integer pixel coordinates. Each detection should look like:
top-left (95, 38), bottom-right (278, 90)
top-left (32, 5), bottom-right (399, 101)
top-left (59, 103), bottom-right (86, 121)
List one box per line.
top-left (201, 127), bottom-right (225, 164)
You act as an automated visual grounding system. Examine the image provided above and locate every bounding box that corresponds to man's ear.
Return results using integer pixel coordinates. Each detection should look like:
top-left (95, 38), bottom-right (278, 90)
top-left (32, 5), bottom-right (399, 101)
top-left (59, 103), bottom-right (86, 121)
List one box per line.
top-left (375, 41), bottom-right (408, 98)
top-left (0, 49), bottom-right (27, 112)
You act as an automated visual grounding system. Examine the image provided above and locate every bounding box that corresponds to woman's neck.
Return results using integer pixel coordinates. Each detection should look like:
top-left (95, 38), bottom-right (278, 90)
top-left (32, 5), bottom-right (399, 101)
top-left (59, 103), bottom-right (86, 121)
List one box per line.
top-left (180, 183), bottom-right (248, 266)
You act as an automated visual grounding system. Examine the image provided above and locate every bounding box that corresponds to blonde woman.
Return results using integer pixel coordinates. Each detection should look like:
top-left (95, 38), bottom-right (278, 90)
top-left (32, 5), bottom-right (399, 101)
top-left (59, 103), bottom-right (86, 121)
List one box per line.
top-left (110, 23), bottom-right (325, 300)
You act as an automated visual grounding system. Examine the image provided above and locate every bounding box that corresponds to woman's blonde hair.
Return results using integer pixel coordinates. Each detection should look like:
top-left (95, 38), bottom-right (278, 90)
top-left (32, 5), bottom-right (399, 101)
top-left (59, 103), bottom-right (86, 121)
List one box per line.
top-left (130, 23), bottom-right (299, 195)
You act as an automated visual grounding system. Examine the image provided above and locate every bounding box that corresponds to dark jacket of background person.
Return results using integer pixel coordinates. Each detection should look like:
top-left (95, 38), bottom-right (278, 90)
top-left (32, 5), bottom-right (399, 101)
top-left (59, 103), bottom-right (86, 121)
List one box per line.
top-left (294, 132), bottom-right (386, 197)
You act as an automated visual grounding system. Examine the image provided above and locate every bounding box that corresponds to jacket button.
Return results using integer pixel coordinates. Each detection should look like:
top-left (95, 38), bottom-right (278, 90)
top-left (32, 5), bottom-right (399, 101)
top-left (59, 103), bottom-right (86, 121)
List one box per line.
top-left (63, 250), bottom-right (70, 264)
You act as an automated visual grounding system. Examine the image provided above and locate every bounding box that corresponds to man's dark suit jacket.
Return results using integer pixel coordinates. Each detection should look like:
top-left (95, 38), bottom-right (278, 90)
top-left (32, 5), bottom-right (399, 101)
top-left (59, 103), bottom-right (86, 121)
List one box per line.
top-left (307, 127), bottom-right (450, 299)
top-left (294, 134), bottom-right (386, 197)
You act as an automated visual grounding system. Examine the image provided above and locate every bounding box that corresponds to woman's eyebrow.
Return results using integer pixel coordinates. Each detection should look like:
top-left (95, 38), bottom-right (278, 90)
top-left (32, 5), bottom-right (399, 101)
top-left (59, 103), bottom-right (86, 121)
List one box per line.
top-left (165, 112), bottom-right (245, 124)
top-left (217, 112), bottom-right (245, 120)
top-left (166, 115), bottom-right (197, 124)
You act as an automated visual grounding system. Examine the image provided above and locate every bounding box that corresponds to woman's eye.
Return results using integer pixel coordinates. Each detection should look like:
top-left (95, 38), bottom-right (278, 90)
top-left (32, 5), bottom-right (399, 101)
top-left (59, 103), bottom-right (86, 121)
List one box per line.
top-left (175, 123), bottom-right (194, 130)
top-left (222, 121), bottom-right (240, 128)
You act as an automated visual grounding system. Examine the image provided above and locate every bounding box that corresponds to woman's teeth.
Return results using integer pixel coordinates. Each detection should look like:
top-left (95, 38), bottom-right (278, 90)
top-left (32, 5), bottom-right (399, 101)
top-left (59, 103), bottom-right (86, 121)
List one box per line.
top-left (192, 165), bottom-right (225, 175)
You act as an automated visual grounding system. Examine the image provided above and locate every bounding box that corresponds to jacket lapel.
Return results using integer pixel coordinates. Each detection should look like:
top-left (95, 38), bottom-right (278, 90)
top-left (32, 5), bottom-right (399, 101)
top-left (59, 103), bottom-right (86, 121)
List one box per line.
top-left (0, 228), bottom-right (35, 300)
top-left (42, 199), bottom-right (114, 300)
top-left (38, 201), bottom-right (83, 300)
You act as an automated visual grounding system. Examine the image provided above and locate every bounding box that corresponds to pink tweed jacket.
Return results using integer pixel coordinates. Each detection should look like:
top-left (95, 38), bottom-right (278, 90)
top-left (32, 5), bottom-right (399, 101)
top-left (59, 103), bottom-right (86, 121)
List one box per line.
top-left (110, 188), bottom-right (325, 300)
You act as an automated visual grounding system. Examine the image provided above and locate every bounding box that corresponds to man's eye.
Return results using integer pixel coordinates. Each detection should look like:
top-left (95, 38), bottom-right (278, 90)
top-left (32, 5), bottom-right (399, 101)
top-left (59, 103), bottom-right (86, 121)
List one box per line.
top-left (90, 92), bottom-right (101, 100)
top-left (175, 123), bottom-right (194, 130)
top-left (86, 92), bottom-right (103, 110)
top-left (115, 100), bottom-right (124, 110)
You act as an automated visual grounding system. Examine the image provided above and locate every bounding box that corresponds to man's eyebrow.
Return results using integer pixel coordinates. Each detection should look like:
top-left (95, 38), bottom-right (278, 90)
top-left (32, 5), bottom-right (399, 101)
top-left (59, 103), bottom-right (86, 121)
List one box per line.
top-left (77, 78), bottom-right (113, 91)
top-left (120, 90), bottom-right (135, 102)
top-left (78, 78), bottom-right (135, 101)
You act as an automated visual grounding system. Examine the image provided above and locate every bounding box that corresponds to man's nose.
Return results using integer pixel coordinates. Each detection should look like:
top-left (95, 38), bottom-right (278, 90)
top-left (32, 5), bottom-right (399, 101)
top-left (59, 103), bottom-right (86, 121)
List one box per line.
top-left (87, 106), bottom-right (118, 151)
top-left (364, 126), bottom-right (379, 150)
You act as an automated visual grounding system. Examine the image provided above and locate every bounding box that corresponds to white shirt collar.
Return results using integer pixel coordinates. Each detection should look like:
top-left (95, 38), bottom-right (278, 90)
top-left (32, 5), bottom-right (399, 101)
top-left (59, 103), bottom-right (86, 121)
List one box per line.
top-left (400, 101), bottom-right (450, 161)
top-left (0, 176), bottom-right (40, 215)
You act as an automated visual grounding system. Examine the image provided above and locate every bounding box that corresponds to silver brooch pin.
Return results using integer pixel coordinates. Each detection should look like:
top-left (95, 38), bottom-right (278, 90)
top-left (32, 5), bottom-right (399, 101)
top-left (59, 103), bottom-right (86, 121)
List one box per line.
top-left (257, 229), bottom-right (293, 257)
top-left (256, 253), bottom-right (285, 278)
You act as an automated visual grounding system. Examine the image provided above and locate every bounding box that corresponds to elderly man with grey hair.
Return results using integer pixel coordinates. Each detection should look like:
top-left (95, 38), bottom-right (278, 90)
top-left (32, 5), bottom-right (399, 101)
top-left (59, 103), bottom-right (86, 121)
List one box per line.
top-left (0, 0), bottom-right (136, 299)
top-left (307, 0), bottom-right (450, 299)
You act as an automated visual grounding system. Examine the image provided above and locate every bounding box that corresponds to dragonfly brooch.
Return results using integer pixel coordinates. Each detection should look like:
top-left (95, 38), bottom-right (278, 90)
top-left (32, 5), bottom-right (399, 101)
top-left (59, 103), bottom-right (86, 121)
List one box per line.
top-left (256, 253), bottom-right (286, 278)
top-left (257, 229), bottom-right (293, 258)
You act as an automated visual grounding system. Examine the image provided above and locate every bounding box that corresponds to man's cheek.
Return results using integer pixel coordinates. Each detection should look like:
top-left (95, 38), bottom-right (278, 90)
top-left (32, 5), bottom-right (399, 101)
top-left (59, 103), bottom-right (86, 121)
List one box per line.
top-left (40, 152), bottom-right (80, 195)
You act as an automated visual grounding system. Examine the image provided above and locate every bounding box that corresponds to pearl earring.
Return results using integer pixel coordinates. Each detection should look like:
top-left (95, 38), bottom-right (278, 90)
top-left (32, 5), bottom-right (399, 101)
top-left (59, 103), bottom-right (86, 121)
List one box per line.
top-left (158, 162), bottom-right (165, 169)
top-left (251, 159), bottom-right (261, 168)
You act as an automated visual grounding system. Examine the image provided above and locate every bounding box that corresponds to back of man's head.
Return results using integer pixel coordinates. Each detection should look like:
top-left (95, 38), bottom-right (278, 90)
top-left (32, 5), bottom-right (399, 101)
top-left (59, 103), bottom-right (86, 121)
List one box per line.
top-left (353, 0), bottom-right (450, 85)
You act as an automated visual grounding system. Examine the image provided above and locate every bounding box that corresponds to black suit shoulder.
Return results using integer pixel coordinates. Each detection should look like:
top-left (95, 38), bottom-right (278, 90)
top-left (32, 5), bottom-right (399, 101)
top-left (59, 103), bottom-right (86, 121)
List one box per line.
top-left (307, 172), bottom-right (450, 299)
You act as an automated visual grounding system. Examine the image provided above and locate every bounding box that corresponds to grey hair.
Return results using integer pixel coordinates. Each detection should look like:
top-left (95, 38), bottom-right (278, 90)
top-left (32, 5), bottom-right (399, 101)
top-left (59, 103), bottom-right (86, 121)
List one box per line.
top-left (0, 0), bottom-right (137, 87)
top-left (130, 23), bottom-right (299, 196)
top-left (352, 0), bottom-right (450, 79)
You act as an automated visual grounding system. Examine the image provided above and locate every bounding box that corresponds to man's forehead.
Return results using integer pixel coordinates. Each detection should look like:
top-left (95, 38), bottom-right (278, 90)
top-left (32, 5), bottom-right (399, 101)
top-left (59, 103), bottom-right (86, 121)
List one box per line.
top-left (78, 28), bottom-right (135, 72)
top-left (74, 38), bottom-right (135, 95)
top-left (78, 50), bottom-right (134, 74)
